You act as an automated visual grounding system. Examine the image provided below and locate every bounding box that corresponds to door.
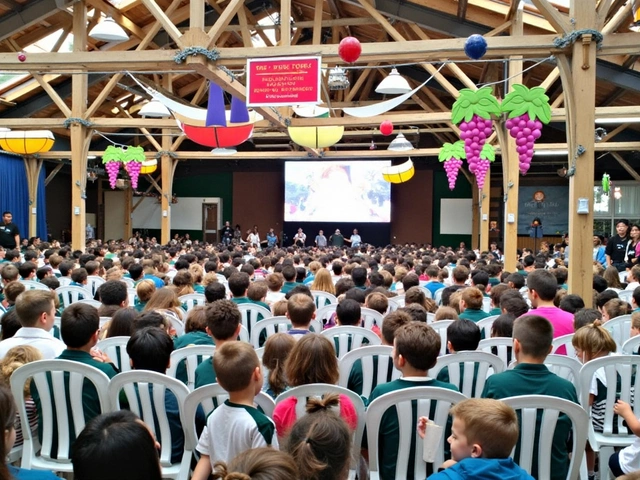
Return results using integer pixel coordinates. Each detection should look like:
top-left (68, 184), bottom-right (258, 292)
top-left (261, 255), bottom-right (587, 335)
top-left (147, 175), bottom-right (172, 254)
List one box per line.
top-left (203, 203), bottom-right (218, 243)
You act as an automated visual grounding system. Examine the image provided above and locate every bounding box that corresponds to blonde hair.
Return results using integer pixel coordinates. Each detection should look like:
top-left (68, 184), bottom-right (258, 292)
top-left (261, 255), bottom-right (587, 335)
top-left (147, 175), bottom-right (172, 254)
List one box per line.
top-left (262, 333), bottom-right (296, 397)
top-left (214, 342), bottom-right (260, 392)
top-left (434, 306), bottom-right (459, 321)
top-left (211, 448), bottom-right (297, 480)
top-left (572, 320), bottom-right (617, 355)
top-left (0, 345), bottom-right (42, 395)
top-left (203, 272), bottom-right (219, 287)
top-left (189, 263), bottom-right (204, 284)
top-left (272, 299), bottom-right (288, 317)
top-left (310, 268), bottom-right (335, 295)
top-left (448, 290), bottom-right (463, 314)
top-left (449, 398), bottom-right (519, 458)
top-left (632, 311), bottom-right (640, 330)
top-left (136, 279), bottom-right (156, 303)
top-left (308, 261), bottom-right (322, 275)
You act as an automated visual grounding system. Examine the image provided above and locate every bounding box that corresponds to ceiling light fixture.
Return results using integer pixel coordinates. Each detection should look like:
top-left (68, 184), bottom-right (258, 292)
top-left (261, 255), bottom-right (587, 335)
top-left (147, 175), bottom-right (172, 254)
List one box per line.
top-left (89, 16), bottom-right (129, 43)
top-left (211, 147), bottom-right (237, 155)
top-left (375, 68), bottom-right (411, 95)
top-left (533, 149), bottom-right (569, 156)
top-left (138, 100), bottom-right (171, 118)
top-left (387, 133), bottom-right (414, 151)
top-left (595, 117), bottom-right (640, 124)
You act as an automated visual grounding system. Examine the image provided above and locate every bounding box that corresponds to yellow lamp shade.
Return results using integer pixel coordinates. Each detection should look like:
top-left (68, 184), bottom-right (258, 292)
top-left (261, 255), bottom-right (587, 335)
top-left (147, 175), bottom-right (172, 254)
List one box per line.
top-left (288, 126), bottom-right (344, 149)
top-left (382, 158), bottom-right (415, 183)
top-left (0, 130), bottom-right (55, 155)
top-left (140, 159), bottom-right (158, 175)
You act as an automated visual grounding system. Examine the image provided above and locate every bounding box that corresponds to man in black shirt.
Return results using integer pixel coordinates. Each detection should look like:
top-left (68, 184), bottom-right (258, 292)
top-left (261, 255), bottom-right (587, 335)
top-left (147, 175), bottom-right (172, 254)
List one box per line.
top-left (605, 219), bottom-right (630, 272)
top-left (0, 211), bottom-right (19, 249)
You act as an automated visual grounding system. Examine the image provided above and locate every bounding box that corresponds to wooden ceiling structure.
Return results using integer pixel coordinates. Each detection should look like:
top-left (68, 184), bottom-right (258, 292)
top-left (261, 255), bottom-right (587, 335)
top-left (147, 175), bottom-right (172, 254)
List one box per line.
top-left (0, 0), bottom-right (638, 302)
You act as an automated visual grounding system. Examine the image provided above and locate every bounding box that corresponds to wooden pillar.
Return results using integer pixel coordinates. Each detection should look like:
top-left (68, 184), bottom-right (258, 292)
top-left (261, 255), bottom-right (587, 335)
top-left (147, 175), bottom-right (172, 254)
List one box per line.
top-left (501, 4), bottom-right (524, 272)
top-left (70, 3), bottom-right (88, 251)
top-left (471, 185), bottom-right (480, 250)
top-left (160, 73), bottom-right (176, 245)
top-left (23, 156), bottom-right (43, 238)
top-left (123, 183), bottom-right (133, 240)
top-left (479, 173), bottom-right (490, 252)
top-left (563, 0), bottom-right (597, 303)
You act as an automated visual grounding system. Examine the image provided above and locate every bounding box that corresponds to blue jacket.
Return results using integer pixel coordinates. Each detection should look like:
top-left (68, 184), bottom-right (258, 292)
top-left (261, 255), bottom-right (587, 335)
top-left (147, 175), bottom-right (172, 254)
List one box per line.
top-left (428, 457), bottom-right (534, 480)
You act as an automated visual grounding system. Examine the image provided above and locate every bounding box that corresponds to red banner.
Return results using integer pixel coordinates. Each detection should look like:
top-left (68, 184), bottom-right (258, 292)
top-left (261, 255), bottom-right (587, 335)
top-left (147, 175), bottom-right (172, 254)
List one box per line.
top-left (247, 56), bottom-right (321, 107)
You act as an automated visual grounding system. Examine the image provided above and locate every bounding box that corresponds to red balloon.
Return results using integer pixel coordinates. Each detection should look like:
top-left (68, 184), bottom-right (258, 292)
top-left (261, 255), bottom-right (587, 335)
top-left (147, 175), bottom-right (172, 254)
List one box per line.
top-left (380, 120), bottom-right (393, 136)
top-left (338, 37), bottom-right (362, 63)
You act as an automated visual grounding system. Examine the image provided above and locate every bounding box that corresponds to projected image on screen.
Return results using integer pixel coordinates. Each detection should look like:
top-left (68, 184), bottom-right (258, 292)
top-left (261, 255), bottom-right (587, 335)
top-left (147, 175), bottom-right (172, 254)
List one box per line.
top-left (285, 161), bottom-right (391, 223)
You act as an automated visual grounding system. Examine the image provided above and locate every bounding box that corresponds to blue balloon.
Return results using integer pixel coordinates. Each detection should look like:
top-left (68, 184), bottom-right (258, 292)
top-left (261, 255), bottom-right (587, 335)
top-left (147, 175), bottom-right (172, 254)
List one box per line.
top-left (464, 34), bottom-right (487, 60)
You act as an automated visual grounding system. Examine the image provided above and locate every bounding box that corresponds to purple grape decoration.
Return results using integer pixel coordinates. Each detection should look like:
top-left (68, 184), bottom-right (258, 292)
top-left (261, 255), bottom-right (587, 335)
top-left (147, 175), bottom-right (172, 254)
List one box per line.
top-left (438, 141), bottom-right (466, 191)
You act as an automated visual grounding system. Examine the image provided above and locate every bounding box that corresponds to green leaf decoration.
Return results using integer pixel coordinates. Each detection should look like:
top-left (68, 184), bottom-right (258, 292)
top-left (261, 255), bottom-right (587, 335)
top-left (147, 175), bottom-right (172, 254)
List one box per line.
top-left (501, 84), bottom-right (552, 124)
top-left (123, 146), bottom-right (146, 163)
top-left (438, 141), bottom-right (466, 162)
top-left (602, 173), bottom-right (610, 194)
top-left (451, 87), bottom-right (501, 124)
top-left (102, 145), bottom-right (124, 164)
top-left (480, 143), bottom-right (496, 162)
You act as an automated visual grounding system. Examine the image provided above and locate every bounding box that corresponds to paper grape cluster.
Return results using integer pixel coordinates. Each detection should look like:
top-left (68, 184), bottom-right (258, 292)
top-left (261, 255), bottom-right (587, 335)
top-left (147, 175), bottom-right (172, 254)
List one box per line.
top-left (505, 114), bottom-right (542, 175)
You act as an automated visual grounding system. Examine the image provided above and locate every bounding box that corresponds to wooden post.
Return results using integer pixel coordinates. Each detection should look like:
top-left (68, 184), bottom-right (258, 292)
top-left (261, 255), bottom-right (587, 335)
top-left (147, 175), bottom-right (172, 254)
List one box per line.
top-left (502, 4), bottom-right (524, 272)
top-left (564, 0), bottom-right (597, 303)
top-left (22, 156), bottom-right (43, 238)
top-left (124, 183), bottom-right (133, 240)
top-left (479, 174), bottom-right (490, 252)
top-left (70, 3), bottom-right (88, 251)
top-left (471, 185), bottom-right (480, 250)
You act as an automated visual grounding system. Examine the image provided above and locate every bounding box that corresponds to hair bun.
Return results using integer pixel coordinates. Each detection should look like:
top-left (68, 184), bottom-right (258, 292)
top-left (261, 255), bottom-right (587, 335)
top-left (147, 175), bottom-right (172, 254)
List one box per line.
top-left (593, 319), bottom-right (603, 328)
top-left (306, 393), bottom-right (340, 413)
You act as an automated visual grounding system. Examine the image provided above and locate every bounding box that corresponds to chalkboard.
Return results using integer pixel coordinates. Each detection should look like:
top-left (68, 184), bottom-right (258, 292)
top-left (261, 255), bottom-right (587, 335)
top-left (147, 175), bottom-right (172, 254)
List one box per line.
top-left (518, 186), bottom-right (569, 235)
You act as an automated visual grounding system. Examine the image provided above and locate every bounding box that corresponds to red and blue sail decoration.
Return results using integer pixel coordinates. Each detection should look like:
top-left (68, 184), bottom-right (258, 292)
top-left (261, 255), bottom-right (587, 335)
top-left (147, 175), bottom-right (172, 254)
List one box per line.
top-left (132, 76), bottom-right (257, 148)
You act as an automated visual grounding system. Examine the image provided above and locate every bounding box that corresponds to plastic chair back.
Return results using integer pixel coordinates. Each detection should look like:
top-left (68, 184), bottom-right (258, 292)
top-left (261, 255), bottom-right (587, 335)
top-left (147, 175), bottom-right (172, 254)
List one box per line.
top-left (77, 298), bottom-right (101, 308)
top-left (86, 276), bottom-right (106, 297)
top-left (551, 333), bottom-right (577, 358)
top-left (316, 304), bottom-right (339, 326)
top-left (366, 386), bottom-right (467, 480)
top-left (430, 351), bottom-right (505, 398)
top-left (20, 280), bottom-right (50, 291)
top-left (55, 286), bottom-right (88, 308)
top-left (431, 320), bottom-right (454, 356)
top-left (321, 326), bottom-right (381, 359)
top-left (237, 303), bottom-right (272, 337)
top-left (622, 335), bottom-right (640, 354)
top-left (478, 337), bottom-right (513, 367)
top-left (338, 345), bottom-right (400, 399)
top-left (361, 307), bottom-right (384, 331)
top-left (10, 359), bottom-right (111, 472)
top-left (311, 290), bottom-right (337, 308)
top-left (501, 395), bottom-right (589, 480)
top-left (178, 293), bottom-right (206, 312)
top-left (97, 336), bottom-right (132, 372)
top-left (167, 345), bottom-right (215, 390)
top-left (476, 315), bottom-right (500, 338)
top-left (604, 314), bottom-right (633, 348)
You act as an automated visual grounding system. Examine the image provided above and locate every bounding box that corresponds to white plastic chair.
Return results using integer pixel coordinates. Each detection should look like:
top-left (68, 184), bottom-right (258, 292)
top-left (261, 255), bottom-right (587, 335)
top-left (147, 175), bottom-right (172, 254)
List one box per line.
top-left (276, 383), bottom-right (366, 478)
top-left (178, 293), bottom-right (206, 312)
top-left (338, 345), bottom-right (399, 399)
top-left (77, 298), bottom-right (101, 308)
top-left (237, 303), bottom-right (272, 337)
top-left (238, 324), bottom-right (249, 342)
top-left (97, 336), bottom-right (132, 372)
top-left (55, 285), bottom-right (88, 308)
top-left (10, 359), bottom-right (111, 473)
top-left (420, 287), bottom-right (432, 299)
top-left (321, 326), bottom-right (381, 358)
top-left (430, 351), bottom-right (505, 398)
top-left (431, 320), bottom-right (454, 356)
top-left (250, 316), bottom-right (290, 348)
top-left (579, 355), bottom-right (640, 476)
top-left (108, 370), bottom-right (192, 480)
top-left (390, 295), bottom-right (406, 308)
top-left (476, 315), bottom-right (500, 338)
top-left (544, 354), bottom-right (583, 384)
top-left (478, 337), bottom-right (513, 367)
top-left (19, 280), bottom-right (50, 291)
top-left (501, 395), bottom-right (589, 480)
top-left (86, 275), bottom-right (106, 297)
top-left (365, 386), bottom-right (467, 480)
top-left (603, 314), bottom-right (633, 348)
top-left (619, 290), bottom-right (634, 303)
top-left (361, 307), bottom-right (384, 331)
top-left (311, 290), bottom-right (337, 308)
top-left (168, 315), bottom-right (185, 337)
top-left (316, 303), bottom-right (339, 326)
top-left (120, 277), bottom-right (135, 288)
top-left (57, 277), bottom-right (72, 287)
top-left (551, 333), bottom-right (577, 358)
top-left (167, 345), bottom-right (215, 390)
top-left (622, 335), bottom-right (640, 354)
top-left (426, 312), bottom-right (435, 323)
top-left (434, 288), bottom-right (444, 306)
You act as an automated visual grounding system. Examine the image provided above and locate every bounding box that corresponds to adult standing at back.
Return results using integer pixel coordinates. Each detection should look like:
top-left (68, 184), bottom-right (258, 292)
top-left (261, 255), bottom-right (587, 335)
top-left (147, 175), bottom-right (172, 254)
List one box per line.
top-left (293, 228), bottom-right (306, 247)
top-left (526, 269), bottom-right (573, 353)
top-left (606, 219), bottom-right (630, 272)
top-left (0, 212), bottom-right (19, 250)
top-left (346, 229), bottom-right (361, 248)
top-left (330, 229), bottom-right (344, 247)
top-left (315, 230), bottom-right (327, 248)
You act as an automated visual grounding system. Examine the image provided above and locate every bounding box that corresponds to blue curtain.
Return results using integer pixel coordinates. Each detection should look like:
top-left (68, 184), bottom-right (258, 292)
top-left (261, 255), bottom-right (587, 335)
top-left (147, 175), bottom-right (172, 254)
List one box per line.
top-left (0, 153), bottom-right (48, 242)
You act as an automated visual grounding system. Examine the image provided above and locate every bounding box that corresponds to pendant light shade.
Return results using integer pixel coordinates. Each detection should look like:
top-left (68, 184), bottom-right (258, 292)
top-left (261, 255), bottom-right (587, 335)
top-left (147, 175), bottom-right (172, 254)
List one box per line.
top-left (89, 16), bottom-right (129, 43)
top-left (387, 133), bottom-right (413, 151)
top-left (375, 68), bottom-right (412, 95)
top-left (138, 100), bottom-right (171, 118)
top-left (0, 130), bottom-right (55, 155)
top-left (382, 158), bottom-right (415, 183)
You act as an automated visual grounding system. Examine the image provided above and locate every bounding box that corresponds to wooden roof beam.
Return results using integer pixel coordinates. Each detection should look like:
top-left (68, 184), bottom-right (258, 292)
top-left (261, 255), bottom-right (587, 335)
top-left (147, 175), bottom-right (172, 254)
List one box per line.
top-left (528, 0), bottom-right (570, 34)
top-left (205, 0), bottom-right (246, 47)
top-left (140, 0), bottom-right (183, 47)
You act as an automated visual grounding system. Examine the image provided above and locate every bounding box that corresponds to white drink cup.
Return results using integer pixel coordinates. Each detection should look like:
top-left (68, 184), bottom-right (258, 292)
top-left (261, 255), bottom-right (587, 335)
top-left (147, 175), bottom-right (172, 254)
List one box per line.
top-left (422, 420), bottom-right (444, 463)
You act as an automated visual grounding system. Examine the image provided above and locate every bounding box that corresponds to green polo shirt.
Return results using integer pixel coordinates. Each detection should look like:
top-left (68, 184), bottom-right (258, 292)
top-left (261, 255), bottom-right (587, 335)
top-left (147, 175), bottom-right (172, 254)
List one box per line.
top-left (231, 296), bottom-right (270, 311)
top-left (173, 331), bottom-right (214, 385)
top-left (458, 308), bottom-right (490, 323)
top-left (280, 281), bottom-right (298, 294)
top-left (481, 363), bottom-right (579, 480)
top-left (488, 307), bottom-right (502, 316)
top-left (194, 357), bottom-right (217, 389)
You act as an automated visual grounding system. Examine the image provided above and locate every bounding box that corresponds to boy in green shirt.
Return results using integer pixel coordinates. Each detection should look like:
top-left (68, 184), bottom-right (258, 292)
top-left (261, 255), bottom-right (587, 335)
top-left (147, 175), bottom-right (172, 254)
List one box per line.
top-left (481, 314), bottom-right (578, 480)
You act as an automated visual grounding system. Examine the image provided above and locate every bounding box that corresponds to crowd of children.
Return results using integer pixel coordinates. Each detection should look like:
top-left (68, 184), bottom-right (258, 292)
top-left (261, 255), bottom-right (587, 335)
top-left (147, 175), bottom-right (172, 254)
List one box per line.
top-left (1, 236), bottom-right (640, 479)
